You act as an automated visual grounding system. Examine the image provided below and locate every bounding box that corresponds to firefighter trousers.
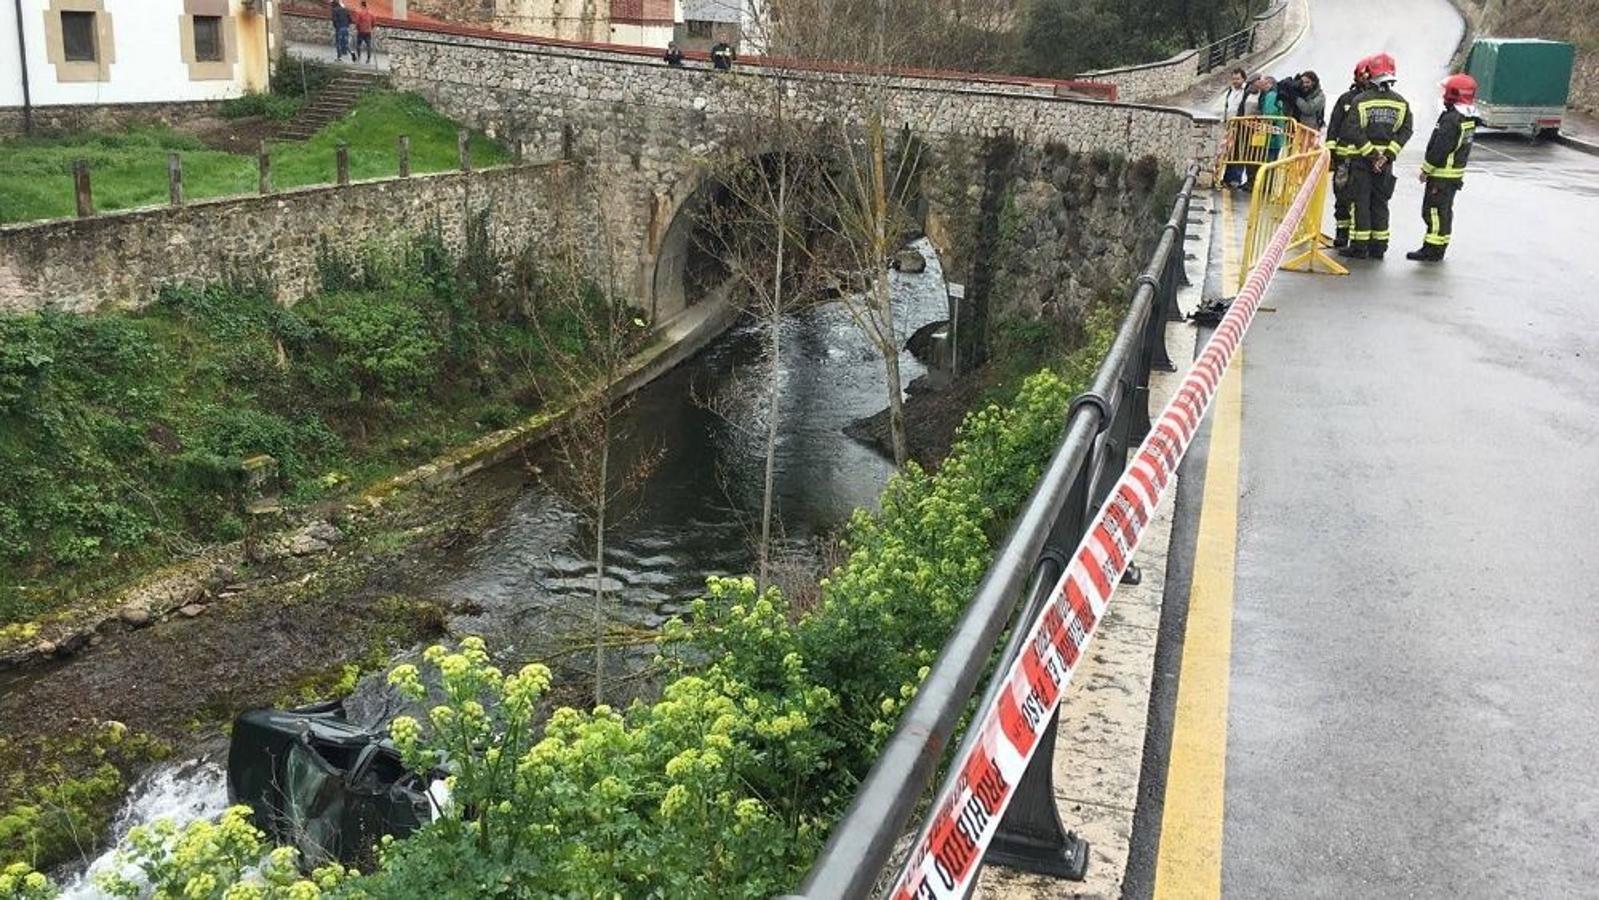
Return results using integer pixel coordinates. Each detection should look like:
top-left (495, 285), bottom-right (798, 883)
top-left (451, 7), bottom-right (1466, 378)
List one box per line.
top-left (1332, 156), bottom-right (1359, 234)
top-left (1422, 179), bottom-right (1460, 247)
top-left (1349, 160), bottom-right (1397, 250)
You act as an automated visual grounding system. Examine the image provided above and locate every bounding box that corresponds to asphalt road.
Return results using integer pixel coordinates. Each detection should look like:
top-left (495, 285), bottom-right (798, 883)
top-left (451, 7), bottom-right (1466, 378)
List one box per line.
top-left (1135, 1), bottom-right (1599, 896)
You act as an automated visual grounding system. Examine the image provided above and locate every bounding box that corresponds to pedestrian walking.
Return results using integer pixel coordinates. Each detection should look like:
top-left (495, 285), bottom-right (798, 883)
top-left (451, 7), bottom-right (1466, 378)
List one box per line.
top-left (1407, 74), bottom-right (1479, 262)
top-left (1338, 53), bottom-right (1413, 260)
top-left (1220, 68), bottom-right (1251, 188)
top-left (1326, 57), bottom-right (1373, 247)
top-left (711, 41), bottom-right (734, 71)
top-left (353, 1), bottom-right (377, 65)
top-left (1294, 71), bottom-right (1326, 128)
top-left (330, 0), bottom-right (352, 62)
top-left (663, 41), bottom-right (685, 67)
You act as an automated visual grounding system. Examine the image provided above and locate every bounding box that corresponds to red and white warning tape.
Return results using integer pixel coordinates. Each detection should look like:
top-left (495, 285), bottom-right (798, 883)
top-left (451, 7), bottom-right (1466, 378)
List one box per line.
top-left (891, 157), bottom-right (1328, 900)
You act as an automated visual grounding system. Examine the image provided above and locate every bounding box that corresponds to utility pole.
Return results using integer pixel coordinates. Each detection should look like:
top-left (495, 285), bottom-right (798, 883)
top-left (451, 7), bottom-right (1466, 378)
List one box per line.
top-left (13, 0), bottom-right (34, 135)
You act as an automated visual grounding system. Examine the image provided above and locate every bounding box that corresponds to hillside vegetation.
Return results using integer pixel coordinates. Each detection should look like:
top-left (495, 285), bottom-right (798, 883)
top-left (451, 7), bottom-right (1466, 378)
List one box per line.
top-left (0, 227), bottom-right (603, 627)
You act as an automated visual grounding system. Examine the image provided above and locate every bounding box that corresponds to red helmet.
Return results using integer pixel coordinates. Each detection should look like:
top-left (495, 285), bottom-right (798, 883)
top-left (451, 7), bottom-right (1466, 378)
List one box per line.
top-left (1367, 52), bottom-right (1397, 83)
top-left (1354, 56), bottom-right (1375, 81)
top-left (1443, 73), bottom-right (1478, 105)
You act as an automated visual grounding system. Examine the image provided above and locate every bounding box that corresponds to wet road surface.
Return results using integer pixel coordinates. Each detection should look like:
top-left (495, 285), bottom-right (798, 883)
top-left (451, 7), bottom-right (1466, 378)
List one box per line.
top-left (1141, 1), bottom-right (1599, 896)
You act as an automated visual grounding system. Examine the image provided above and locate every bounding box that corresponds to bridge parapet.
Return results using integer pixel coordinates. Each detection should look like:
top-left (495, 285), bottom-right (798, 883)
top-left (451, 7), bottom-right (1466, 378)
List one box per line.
top-left (384, 25), bottom-right (1219, 322)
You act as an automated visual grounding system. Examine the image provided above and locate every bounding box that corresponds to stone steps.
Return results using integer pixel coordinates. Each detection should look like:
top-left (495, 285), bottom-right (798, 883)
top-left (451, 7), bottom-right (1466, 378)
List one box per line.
top-left (276, 72), bottom-right (388, 141)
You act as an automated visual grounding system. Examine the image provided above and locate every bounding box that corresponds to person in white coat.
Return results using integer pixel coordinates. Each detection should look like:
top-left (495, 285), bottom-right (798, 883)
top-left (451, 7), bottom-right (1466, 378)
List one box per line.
top-left (1220, 68), bottom-right (1253, 188)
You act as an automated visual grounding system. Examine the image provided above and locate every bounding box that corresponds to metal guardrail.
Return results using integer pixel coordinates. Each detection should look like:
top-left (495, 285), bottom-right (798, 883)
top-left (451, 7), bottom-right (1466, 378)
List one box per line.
top-left (1197, 25), bottom-right (1257, 75)
top-left (783, 163), bottom-right (1201, 899)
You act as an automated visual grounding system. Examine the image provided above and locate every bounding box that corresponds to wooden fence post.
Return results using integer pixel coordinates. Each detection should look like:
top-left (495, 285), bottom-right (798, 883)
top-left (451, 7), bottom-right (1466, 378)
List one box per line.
top-left (398, 135), bottom-right (411, 177)
top-left (336, 142), bottom-right (350, 186)
top-left (458, 128), bottom-right (471, 172)
top-left (168, 152), bottom-right (184, 206)
top-left (259, 142), bottom-right (273, 194)
top-left (72, 160), bottom-right (93, 218)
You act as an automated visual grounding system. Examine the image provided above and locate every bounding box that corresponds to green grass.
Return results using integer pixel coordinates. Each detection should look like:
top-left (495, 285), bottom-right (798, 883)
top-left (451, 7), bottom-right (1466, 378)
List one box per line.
top-left (0, 91), bottom-right (511, 224)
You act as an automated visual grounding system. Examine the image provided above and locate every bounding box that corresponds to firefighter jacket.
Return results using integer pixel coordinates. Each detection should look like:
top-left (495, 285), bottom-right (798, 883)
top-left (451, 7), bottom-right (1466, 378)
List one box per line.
top-left (1421, 106), bottom-right (1478, 182)
top-left (1339, 85), bottom-right (1414, 162)
top-left (1325, 85), bottom-right (1364, 157)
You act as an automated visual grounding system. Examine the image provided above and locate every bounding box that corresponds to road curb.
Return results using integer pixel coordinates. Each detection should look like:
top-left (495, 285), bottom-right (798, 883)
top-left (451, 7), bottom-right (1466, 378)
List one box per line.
top-left (1554, 133), bottom-right (1599, 158)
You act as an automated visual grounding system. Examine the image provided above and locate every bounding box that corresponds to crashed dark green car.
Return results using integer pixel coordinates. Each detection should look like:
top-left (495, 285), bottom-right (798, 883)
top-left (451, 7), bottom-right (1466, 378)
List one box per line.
top-left (226, 701), bottom-right (443, 867)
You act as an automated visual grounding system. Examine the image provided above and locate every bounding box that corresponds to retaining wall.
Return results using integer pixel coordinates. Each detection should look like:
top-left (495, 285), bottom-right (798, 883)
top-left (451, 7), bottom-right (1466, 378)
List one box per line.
top-left (0, 163), bottom-right (594, 314)
top-left (1084, 2), bottom-right (1292, 102)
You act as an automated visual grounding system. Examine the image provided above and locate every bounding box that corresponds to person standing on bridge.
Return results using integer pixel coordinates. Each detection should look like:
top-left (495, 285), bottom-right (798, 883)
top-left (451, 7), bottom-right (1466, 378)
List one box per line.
top-left (711, 41), bottom-right (734, 71)
top-left (1338, 53), bottom-right (1412, 260)
top-left (1407, 75), bottom-right (1480, 262)
top-left (1326, 57), bottom-right (1374, 248)
top-left (1293, 71), bottom-right (1325, 129)
top-left (1220, 68), bottom-right (1252, 189)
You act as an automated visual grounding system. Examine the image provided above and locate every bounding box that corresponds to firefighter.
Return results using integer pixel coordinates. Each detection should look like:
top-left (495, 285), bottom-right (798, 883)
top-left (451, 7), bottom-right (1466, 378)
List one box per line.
top-left (1337, 53), bottom-right (1413, 260)
top-left (1326, 57), bottom-right (1374, 248)
top-left (1407, 75), bottom-right (1479, 262)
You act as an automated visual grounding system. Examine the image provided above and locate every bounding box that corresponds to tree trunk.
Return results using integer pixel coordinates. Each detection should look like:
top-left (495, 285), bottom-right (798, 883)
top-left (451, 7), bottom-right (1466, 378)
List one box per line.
top-left (593, 418), bottom-right (610, 707)
top-left (880, 301), bottom-right (909, 468)
top-left (758, 162), bottom-right (788, 596)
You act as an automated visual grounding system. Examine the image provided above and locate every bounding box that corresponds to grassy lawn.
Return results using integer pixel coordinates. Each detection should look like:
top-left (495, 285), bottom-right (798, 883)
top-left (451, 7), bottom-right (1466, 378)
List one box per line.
top-left (0, 91), bottom-right (510, 224)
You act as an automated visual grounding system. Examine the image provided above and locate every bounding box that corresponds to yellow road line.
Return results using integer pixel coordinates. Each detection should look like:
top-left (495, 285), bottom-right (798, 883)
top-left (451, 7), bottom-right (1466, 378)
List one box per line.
top-left (1152, 189), bottom-right (1246, 900)
top-left (1221, 188), bottom-right (1241, 294)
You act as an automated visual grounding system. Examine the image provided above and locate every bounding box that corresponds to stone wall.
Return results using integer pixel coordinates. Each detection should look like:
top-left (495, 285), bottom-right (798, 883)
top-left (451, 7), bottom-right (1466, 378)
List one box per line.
top-left (0, 100), bottom-right (226, 138)
top-left (923, 137), bottom-right (1176, 347)
top-left (0, 163), bottom-right (607, 315)
top-left (1084, 1), bottom-right (1291, 102)
top-left (379, 25), bottom-right (1215, 320)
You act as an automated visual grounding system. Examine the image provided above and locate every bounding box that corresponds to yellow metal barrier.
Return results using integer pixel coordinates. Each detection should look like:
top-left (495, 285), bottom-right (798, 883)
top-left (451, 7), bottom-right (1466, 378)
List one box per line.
top-left (1214, 116), bottom-right (1322, 183)
top-left (1236, 148), bottom-right (1347, 292)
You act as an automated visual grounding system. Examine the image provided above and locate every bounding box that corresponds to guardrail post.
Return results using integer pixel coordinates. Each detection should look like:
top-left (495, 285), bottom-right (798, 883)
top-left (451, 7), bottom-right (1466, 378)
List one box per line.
top-left (168, 152), bottom-right (184, 207)
top-left (458, 128), bottom-right (472, 172)
top-left (72, 160), bottom-right (93, 218)
top-left (336, 142), bottom-right (351, 186)
top-left (398, 135), bottom-right (411, 177)
top-left (986, 426), bottom-right (1097, 881)
top-left (985, 709), bottom-right (1088, 881)
top-left (259, 142), bottom-right (273, 195)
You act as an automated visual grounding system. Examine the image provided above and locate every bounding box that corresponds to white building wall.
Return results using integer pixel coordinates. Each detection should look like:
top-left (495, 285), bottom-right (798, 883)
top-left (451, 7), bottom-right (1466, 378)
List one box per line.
top-left (0, 8), bottom-right (24, 106)
top-left (609, 21), bottom-right (674, 48)
top-left (0, 0), bottom-right (267, 109)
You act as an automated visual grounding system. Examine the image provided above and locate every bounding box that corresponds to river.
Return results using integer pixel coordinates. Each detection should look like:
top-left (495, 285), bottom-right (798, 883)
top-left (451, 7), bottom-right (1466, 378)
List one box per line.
top-left (57, 243), bottom-right (949, 894)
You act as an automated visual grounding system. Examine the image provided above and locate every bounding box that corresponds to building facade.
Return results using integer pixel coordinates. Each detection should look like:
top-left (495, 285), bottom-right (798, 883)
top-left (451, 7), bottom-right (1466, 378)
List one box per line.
top-left (489, 0), bottom-right (677, 47)
top-left (1, 0), bottom-right (276, 130)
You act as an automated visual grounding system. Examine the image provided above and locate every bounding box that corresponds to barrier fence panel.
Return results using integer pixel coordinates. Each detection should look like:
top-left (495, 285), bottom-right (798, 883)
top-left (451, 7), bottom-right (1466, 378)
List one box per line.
top-left (780, 167), bottom-right (1199, 900)
top-left (1237, 149), bottom-right (1347, 292)
top-left (1214, 116), bottom-right (1321, 182)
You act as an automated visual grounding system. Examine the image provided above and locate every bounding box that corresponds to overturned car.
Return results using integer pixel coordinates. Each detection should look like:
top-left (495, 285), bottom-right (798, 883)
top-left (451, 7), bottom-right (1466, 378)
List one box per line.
top-left (226, 701), bottom-right (446, 867)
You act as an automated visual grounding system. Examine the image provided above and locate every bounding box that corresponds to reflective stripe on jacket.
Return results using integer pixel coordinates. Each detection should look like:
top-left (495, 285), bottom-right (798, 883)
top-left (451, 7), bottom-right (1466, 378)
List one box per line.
top-left (1339, 85), bottom-right (1413, 160)
top-left (1421, 106), bottom-right (1477, 180)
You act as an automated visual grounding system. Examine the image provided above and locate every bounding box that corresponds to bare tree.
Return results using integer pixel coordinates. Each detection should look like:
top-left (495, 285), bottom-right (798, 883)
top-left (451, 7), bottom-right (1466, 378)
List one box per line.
top-left (516, 169), bottom-right (660, 706)
top-left (692, 62), bottom-right (825, 593)
top-left (759, 0), bottom-right (939, 468)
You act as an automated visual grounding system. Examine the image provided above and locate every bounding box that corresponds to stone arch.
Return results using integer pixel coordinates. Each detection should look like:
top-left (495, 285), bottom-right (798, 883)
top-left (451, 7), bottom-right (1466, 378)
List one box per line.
top-left (647, 144), bottom-right (790, 323)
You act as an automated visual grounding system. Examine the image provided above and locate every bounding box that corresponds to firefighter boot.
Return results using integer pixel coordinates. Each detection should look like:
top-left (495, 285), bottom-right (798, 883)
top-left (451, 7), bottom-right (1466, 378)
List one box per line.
top-left (1333, 228), bottom-right (1350, 249)
top-left (1406, 245), bottom-right (1445, 262)
top-left (1338, 242), bottom-right (1369, 259)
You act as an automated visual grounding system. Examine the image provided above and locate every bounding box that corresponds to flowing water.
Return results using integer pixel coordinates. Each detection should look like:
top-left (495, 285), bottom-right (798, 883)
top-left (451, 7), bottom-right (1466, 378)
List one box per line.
top-left (58, 244), bottom-right (948, 891)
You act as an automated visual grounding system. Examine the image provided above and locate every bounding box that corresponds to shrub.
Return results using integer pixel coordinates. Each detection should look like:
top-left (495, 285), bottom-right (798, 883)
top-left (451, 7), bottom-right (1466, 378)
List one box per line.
top-left (218, 92), bottom-right (301, 121)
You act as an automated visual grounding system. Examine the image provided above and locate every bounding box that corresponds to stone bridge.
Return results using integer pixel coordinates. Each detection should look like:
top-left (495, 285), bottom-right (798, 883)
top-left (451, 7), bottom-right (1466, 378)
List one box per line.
top-left (382, 21), bottom-right (1220, 326)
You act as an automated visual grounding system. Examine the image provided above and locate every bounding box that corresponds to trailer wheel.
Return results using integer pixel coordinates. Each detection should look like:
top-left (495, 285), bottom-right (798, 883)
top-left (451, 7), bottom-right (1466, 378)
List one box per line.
top-left (1538, 126), bottom-right (1561, 141)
